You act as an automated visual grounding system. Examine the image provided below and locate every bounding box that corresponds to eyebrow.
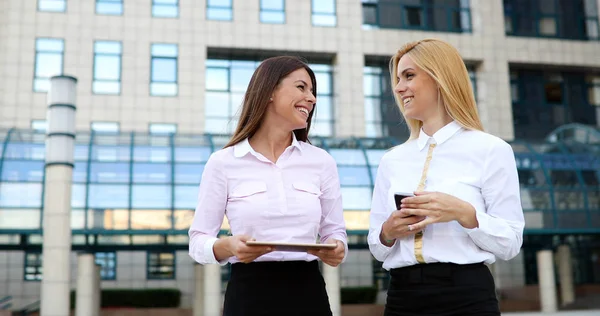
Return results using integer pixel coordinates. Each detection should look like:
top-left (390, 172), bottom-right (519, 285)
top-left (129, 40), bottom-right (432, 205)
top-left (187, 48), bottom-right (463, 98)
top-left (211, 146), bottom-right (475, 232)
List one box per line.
top-left (399, 68), bottom-right (415, 77)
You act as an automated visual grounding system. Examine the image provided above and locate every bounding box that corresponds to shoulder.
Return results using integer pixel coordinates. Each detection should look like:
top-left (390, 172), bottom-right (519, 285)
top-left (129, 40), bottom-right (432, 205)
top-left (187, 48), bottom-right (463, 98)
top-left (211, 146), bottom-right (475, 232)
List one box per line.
top-left (300, 141), bottom-right (336, 165)
top-left (380, 139), bottom-right (418, 165)
top-left (462, 130), bottom-right (514, 158)
top-left (205, 146), bottom-right (235, 168)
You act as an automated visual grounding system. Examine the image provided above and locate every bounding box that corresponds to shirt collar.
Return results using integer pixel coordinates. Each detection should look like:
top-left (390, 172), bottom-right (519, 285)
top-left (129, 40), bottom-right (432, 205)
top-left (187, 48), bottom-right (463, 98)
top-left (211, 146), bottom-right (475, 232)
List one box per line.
top-left (417, 121), bottom-right (463, 151)
top-left (233, 133), bottom-right (303, 158)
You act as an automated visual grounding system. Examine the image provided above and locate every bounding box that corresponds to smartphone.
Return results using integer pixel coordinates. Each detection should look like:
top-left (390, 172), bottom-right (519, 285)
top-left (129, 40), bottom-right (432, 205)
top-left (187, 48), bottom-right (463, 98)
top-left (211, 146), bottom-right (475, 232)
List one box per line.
top-left (394, 192), bottom-right (415, 210)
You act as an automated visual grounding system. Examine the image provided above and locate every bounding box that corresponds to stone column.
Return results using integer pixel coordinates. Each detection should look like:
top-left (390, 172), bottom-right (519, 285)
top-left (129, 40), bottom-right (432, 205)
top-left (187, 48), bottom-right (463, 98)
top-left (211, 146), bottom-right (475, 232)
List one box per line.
top-left (537, 249), bottom-right (558, 312)
top-left (93, 264), bottom-right (101, 316)
top-left (557, 245), bottom-right (575, 306)
top-left (194, 264), bottom-right (204, 316)
top-left (40, 75), bottom-right (78, 316)
top-left (204, 264), bottom-right (222, 316)
top-left (323, 264), bottom-right (341, 316)
top-left (75, 253), bottom-right (95, 316)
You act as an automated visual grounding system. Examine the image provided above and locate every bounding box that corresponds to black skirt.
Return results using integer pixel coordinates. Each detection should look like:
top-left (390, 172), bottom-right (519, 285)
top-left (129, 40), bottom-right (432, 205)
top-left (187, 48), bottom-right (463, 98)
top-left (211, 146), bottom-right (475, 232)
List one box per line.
top-left (223, 260), bottom-right (332, 316)
top-left (384, 262), bottom-right (500, 316)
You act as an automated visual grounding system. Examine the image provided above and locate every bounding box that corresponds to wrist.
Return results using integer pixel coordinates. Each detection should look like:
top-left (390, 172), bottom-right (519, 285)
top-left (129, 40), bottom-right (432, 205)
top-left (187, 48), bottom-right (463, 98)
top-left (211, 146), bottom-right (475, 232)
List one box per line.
top-left (380, 222), bottom-right (395, 246)
top-left (215, 237), bottom-right (233, 258)
top-left (458, 202), bottom-right (478, 229)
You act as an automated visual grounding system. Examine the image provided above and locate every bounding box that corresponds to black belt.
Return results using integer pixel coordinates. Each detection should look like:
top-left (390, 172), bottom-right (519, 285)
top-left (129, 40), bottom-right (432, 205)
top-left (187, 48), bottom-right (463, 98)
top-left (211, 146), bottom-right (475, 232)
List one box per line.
top-left (390, 262), bottom-right (485, 285)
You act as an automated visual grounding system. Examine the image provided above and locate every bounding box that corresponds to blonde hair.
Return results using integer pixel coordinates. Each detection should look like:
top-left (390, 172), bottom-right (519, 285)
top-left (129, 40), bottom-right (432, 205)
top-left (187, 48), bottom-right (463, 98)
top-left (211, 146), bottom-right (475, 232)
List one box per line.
top-left (390, 38), bottom-right (483, 140)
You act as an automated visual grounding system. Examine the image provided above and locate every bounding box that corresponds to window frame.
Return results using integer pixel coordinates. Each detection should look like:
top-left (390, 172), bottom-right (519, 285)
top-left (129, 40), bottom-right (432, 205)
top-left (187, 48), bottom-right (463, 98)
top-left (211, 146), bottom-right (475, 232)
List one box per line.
top-left (206, 0), bottom-right (233, 21)
top-left (146, 251), bottom-right (176, 280)
top-left (150, 43), bottom-right (179, 97)
top-left (152, 0), bottom-right (179, 18)
top-left (96, 0), bottom-right (124, 16)
top-left (93, 41), bottom-right (123, 95)
top-left (33, 38), bottom-right (65, 93)
top-left (37, 0), bottom-right (66, 12)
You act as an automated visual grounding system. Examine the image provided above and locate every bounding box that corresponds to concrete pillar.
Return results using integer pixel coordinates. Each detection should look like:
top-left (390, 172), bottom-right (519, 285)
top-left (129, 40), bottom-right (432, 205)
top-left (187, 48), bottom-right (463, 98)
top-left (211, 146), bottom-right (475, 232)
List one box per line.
top-left (194, 264), bottom-right (204, 316)
top-left (557, 245), bottom-right (575, 306)
top-left (93, 264), bottom-right (101, 316)
top-left (322, 264), bottom-right (341, 316)
top-left (537, 249), bottom-right (558, 312)
top-left (40, 75), bottom-right (78, 316)
top-left (203, 264), bottom-right (222, 316)
top-left (75, 254), bottom-right (96, 316)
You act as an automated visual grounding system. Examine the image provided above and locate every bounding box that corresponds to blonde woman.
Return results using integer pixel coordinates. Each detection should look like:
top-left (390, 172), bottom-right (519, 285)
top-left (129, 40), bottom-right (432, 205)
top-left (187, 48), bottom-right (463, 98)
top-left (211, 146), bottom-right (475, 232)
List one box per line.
top-left (368, 39), bottom-right (525, 315)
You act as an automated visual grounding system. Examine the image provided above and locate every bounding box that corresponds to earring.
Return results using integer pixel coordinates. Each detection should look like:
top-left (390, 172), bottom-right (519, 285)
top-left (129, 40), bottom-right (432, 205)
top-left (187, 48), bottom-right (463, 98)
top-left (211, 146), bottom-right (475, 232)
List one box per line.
top-left (269, 97), bottom-right (273, 101)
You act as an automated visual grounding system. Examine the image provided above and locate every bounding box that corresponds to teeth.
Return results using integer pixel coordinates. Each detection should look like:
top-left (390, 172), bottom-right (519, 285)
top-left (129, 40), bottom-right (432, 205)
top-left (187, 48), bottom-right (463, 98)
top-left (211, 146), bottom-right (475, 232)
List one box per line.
top-left (297, 107), bottom-right (309, 116)
top-left (404, 97), bottom-right (413, 104)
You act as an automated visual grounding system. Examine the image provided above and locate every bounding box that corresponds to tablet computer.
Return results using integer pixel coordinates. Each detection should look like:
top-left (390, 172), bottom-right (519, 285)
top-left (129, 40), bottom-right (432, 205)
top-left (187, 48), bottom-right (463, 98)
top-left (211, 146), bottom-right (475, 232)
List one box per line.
top-left (245, 241), bottom-right (337, 252)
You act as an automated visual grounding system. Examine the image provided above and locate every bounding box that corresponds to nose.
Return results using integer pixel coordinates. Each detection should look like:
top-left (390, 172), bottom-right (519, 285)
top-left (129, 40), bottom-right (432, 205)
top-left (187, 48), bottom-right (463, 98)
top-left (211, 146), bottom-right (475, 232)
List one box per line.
top-left (306, 92), bottom-right (316, 105)
top-left (394, 79), bottom-right (407, 95)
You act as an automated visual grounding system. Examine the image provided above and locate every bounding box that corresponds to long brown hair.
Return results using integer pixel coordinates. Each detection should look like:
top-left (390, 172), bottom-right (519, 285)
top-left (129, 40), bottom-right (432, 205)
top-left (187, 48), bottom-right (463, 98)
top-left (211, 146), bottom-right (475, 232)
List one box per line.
top-left (224, 56), bottom-right (317, 148)
top-left (390, 39), bottom-right (483, 140)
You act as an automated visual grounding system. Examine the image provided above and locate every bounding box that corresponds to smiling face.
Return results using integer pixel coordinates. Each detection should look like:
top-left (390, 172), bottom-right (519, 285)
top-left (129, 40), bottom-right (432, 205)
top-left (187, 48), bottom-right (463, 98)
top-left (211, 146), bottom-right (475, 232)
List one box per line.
top-left (268, 68), bottom-right (316, 131)
top-left (394, 54), bottom-right (440, 122)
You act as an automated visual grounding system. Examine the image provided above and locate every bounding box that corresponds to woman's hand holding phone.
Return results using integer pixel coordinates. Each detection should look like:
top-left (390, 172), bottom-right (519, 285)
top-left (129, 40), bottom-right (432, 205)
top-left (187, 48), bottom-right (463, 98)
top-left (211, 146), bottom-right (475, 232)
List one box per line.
top-left (379, 193), bottom-right (426, 246)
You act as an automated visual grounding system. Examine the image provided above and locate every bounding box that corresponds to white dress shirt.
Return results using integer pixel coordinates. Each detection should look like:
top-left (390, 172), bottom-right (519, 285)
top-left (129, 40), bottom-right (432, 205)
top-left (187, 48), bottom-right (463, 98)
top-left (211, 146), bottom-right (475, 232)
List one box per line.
top-left (189, 134), bottom-right (348, 265)
top-left (368, 121), bottom-right (525, 270)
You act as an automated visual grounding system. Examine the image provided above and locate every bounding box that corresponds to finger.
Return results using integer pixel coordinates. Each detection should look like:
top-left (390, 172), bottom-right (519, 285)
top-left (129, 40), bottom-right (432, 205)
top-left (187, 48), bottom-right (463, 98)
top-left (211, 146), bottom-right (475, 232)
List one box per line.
top-left (408, 217), bottom-right (435, 231)
top-left (400, 208), bottom-right (430, 217)
top-left (401, 195), bottom-right (429, 205)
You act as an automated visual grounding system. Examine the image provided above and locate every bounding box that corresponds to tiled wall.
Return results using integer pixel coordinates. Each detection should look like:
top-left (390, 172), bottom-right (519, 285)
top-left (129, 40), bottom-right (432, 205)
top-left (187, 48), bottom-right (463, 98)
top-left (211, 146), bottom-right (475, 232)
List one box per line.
top-left (1, 0), bottom-right (598, 139)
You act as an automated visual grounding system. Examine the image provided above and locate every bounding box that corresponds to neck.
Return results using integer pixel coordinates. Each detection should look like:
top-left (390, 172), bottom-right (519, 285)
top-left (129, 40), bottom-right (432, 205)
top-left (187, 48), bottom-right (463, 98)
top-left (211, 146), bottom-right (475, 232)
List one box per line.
top-left (421, 113), bottom-right (453, 136)
top-left (249, 122), bottom-right (293, 163)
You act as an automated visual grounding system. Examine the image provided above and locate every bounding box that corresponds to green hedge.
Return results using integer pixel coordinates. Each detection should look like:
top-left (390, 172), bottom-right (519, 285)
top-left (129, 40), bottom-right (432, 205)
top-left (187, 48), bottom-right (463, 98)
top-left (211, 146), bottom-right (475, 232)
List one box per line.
top-left (341, 286), bottom-right (378, 304)
top-left (70, 288), bottom-right (181, 308)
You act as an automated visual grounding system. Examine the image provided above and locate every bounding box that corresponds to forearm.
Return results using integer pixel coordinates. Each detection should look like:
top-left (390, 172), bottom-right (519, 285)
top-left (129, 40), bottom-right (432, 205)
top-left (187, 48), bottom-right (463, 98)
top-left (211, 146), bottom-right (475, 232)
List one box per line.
top-left (457, 201), bottom-right (478, 229)
top-left (213, 237), bottom-right (233, 262)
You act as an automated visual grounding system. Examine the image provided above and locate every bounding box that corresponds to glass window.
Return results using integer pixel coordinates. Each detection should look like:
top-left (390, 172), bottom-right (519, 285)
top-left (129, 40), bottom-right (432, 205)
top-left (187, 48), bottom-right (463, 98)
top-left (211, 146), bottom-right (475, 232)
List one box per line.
top-left (0, 183), bottom-right (43, 208)
top-left (89, 162), bottom-right (130, 183)
top-left (0, 209), bottom-right (41, 229)
top-left (151, 44), bottom-right (178, 96)
top-left (34, 38), bottom-right (64, 92)
top-left (93, 41), bottom-right (122, 95)
top-left (260, 0), bottom-right (285, 24)
top-left (88, 184), bottom-right (130, 208)
top-left (38, 0), bottom-right (66, 12)
top-left (149, 123), bottom-right (177, 135)
top-left (312, 0), bottom-right (337, 27)
top-left (153, 0), bottom-right (179, 18)
top-left (174, 185), bottom-right (199, 209)
top-left (96, 0), bottom-right (123, 15)
top-left (363, 64), bottom-right (407, 141)
top-left (338, 166), bottom-right (372, 186)
top-left (24, 252), bottom-right (43, 281)
top-left (362, 0), bottom-right (471, 32)
top-left (175, 164), bottom-right (204, 184)
top-left (31, 120), bottom-right (47, 132)
top-left (95, 252), bottom-right (116, 280)
top-left (91, 122), bottom-right (120, 134)
top-left (0, 161), bottom-right (44, 182)
top-left (147, 252), bottom-right (175, 279)
top-left (587, 75), bottom-right (600, 106)
top-left (132, 163), bottom-right (171, 183)
top-left (207, 0), bottom-right (233, 21)
top-left (174, 146), bottom-right (212, 163)
top-left (504, 0), bottom-right (599, 40)
top-left (341, 187), bottom-right (373, 210)
top-left (131, 185), bottom-right (172, 208)
top-left (131, 210), bottom-right (172, 229)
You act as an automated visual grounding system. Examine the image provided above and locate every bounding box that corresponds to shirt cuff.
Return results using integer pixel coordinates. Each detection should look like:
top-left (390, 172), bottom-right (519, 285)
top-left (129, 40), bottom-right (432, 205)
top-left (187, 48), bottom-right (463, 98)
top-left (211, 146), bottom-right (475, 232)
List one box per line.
top-left (203, 237), bottom-right (230, 266)
top-left (369, 224), bottom-right (395, 258)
